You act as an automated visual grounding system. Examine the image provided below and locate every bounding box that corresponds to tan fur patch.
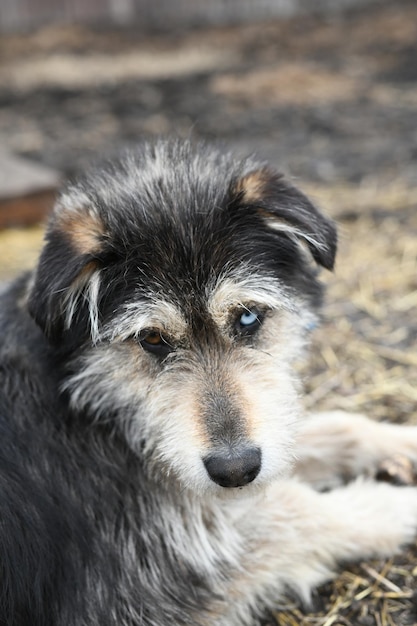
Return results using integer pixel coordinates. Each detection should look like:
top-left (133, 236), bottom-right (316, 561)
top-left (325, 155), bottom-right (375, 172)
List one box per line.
top-left (197, 358), bottom-right (251, 442)
top-left (256, 207), bottom-right (274, 219)
top-left (166, 381), bottom-right (210, 450)
top-left (113, 341), bottom-right (211, 452)
top-left (235, 169), bottom-right (270, 204)
top-left (58, 210), bottom-right (105, 256)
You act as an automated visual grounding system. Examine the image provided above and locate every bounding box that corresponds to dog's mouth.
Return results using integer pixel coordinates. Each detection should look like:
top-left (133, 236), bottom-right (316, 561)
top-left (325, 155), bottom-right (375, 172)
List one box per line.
top-left (203, 445), bottom-right (262, 488)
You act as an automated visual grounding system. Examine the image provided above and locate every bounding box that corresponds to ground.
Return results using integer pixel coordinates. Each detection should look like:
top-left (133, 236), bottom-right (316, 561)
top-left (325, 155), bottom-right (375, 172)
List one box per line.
top-left (0, 1), bottom-right (416, 624)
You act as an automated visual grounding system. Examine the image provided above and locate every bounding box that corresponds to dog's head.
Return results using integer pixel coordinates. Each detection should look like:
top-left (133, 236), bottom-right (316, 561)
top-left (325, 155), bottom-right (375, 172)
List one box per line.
top-left (28, 140), bottom-right (336, 494)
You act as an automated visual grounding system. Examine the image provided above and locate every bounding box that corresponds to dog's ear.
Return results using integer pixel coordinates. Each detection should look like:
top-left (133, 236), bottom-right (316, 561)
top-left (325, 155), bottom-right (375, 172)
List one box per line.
top-left (28, 194), bottom-right (106, 344)
top-left (234, 167), bottom-right (337, 270)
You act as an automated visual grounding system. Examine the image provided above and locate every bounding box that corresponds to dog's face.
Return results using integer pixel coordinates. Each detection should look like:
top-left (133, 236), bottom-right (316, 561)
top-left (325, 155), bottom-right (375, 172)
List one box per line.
top-left (28, 141), bottom-right (336, 495)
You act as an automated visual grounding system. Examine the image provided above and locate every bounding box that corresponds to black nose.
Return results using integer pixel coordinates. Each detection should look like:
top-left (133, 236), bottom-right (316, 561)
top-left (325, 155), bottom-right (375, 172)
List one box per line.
top-left (203, 446), bottom-right (262, 488)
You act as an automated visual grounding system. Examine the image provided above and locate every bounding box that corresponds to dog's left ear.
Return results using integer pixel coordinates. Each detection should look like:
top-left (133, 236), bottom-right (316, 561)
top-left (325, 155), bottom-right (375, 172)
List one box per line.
top-left (28, 195), bottom-right (107, 344)
top-left (235, 168), bottom-right (337, 270)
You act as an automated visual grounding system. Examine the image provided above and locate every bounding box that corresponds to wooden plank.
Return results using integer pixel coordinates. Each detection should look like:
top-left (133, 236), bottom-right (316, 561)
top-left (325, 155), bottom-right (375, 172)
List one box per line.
top-left (0, 191), bottom-right (56, 228)
top-left (0, 151), bottom-right (60, 228)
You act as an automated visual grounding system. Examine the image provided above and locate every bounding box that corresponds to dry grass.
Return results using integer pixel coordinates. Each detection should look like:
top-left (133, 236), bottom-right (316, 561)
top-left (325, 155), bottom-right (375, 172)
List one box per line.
top-left (272, 554), bottom-right (417, 626)
top-left (0, 226), bottom-right (44, 281)
top-left (302, 180), bottom-right (417, 424)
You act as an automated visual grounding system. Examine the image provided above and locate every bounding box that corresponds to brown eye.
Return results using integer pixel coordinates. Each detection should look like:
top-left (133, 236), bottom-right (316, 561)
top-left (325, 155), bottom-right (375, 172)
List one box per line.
top-left (143, 331), bottom-right (162, 345)
top-left (139, 330), bottom-right (172, 357)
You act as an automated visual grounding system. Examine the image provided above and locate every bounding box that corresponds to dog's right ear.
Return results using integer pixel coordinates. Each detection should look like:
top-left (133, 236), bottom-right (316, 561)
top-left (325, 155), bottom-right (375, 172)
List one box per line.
top-left (28, 194), bottom-right (107, 344)
top-left (233, 167), bottom-right (337, 271)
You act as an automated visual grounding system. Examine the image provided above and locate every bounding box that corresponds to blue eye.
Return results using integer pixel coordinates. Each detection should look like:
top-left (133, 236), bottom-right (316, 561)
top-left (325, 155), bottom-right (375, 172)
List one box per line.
top-left (235, 308), bottom-right (262, 336)
top-left (240, 311), bottom-right (258, 326)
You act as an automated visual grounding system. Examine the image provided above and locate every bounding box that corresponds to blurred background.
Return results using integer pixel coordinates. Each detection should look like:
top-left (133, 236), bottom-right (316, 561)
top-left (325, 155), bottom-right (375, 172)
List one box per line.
top-left (0, 1), bottom-right (417, 624)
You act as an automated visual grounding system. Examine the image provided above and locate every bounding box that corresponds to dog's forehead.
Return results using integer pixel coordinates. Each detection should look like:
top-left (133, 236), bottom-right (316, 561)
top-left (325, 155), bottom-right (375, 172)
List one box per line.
top-left (101, 269), bottom-right (291, 342)
top-left (56, 143), bottom-right (292, 289)
top-left (69, 146), bottom-right (255, 269)
top-left (75, 148), bottom-right (282, 296)
top-left (83, 141), bottom-right (241, 219)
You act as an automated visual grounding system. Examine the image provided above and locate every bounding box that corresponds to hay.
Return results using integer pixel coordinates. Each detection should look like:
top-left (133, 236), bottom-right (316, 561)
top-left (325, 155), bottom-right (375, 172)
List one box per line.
top-left (301, 181), bottom-right (417, 425)
top-left (0, 226), bottom-right (44, 281)
top-left (269, 551), bottom-right (417, 626)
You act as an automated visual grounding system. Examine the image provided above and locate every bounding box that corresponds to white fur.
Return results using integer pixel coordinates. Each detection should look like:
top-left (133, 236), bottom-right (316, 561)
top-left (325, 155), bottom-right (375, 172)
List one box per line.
top-left (63, 267), bottom-right (101, 343)
top-left (263, 217), bottom-right (330, 257)
top-left (100, 299), bottom-right (188, 343)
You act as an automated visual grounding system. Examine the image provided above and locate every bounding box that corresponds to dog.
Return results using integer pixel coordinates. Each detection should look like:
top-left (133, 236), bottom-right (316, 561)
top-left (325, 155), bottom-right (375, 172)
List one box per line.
top-left (1, 139), bottom-right (417, 626)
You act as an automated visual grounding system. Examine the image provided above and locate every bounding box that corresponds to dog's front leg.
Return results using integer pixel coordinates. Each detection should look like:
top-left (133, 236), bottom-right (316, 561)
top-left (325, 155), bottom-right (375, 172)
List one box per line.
top-left (267, 478), bottom-right (417, 590)
top-left (292, 411), bottom-right (417, 489)
top-left (215, 478), bottom-right (417, 625)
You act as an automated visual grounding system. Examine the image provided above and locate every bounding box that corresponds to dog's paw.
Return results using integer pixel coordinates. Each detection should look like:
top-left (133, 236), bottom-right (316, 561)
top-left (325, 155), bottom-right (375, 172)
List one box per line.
top-left (319, 479), bottom-right (417, 565)
top-left (376, 454), bottom-right (416, 486)
top-left (295, 412), bottom-right (417, 489)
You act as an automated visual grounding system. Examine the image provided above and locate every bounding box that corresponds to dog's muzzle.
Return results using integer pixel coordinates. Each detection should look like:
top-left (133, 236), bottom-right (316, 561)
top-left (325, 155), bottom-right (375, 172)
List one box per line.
top-left (203, 446), bottom-right (261, 488)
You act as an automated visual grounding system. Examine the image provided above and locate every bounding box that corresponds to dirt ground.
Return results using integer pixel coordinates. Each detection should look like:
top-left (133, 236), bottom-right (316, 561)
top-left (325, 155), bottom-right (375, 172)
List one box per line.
top-left (0, 1), bottom-right (417, 624)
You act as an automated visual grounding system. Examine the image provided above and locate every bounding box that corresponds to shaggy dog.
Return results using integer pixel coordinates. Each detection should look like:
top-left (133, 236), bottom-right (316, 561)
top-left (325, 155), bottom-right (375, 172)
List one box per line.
top-left (1, 140), bottom-right (417, 625)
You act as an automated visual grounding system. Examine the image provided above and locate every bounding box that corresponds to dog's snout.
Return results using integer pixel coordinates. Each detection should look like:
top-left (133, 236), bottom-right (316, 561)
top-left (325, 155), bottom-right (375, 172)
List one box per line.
top-left (203, 446), bottom-right (261, 488)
